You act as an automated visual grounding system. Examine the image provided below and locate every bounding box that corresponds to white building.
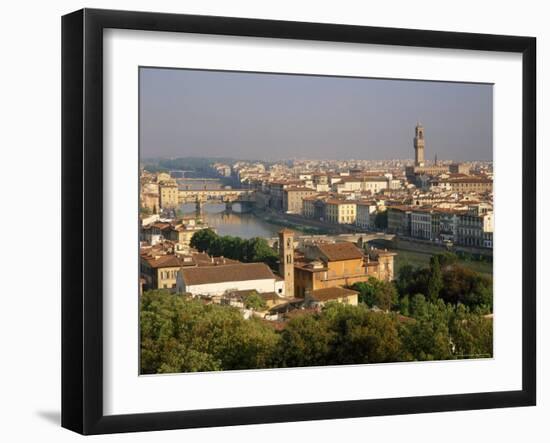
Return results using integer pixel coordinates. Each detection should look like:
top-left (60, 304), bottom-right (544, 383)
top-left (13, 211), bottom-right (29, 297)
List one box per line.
top-left (334, 176), bottom-right (389, 194)
top-left (410, 209), bottom-right (439, 241)
top-left (456, 204), bottom-right (494, 248)
top-left (176, 262), bottom-right (285, 297)
top-left (356, 201), bottom-right (377, 229)
top-left (362, 176), bottom-right (389, 193)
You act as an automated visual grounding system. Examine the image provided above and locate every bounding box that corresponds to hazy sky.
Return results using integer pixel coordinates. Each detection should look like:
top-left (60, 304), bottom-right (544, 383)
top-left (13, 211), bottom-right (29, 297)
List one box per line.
top-left (139, 67), bottom-right (493, 161)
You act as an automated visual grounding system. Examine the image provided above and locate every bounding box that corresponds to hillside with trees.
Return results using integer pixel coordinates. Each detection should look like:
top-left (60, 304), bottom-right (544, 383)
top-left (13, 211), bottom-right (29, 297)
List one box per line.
top-left (141, 274), bottom-right (493, 374)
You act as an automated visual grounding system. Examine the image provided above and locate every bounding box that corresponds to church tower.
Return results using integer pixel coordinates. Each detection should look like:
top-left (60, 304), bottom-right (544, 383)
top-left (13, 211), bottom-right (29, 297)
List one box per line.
top-left (414, 123), bottom-right (425, 167)
top-left (278, 229), bottom-right (294, 298)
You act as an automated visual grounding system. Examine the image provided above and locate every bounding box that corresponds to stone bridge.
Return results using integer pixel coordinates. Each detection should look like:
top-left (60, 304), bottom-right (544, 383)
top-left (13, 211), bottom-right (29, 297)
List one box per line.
top-left (178, 188), bottom-right (255, 203)
top-left (178, 189), bottom-right (256, 211)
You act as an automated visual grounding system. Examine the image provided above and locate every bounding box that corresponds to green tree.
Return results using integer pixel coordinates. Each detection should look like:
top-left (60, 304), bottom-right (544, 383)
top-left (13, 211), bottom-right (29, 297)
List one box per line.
top-left (322, 303), bottom-right (403, 364)
top-left (396, 264), bottom-right (415, 294)
top-left (440, 265), bottom-right (493, 312)
top-left (427, 256), bottom-right (443, 303)
top-left (433, 252), bottom-right (459, 269)
top-left (244, 237), bottom-right (279, 269)
top-left (449, 305), bottom-right (493, 358)
top-left (243, 292), bottom-right (267, 311)
top-left (220, 236), bottom-right (245, 260)
top-left (190, 228), bottom-right (217, 252)
top-left (351, 277), bottom-right (398, 311)
top-left (399, 294), bottom-right (410, 316)
top-left (140, 290), bottom-right (279, 373)
top-left (400, 298), bottom-right (453, 361)
top-left (277, 313), bottom-right (334, 367)
top-left (190, 231), bottom-right (279, 269)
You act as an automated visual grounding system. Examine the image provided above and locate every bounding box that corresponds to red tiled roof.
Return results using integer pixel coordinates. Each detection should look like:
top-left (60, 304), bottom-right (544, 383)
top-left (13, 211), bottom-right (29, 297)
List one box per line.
top-left (180, 262), bottom-right (276, 286)
top-left (317, 242), bottom-right (363, 261)
top-left (143, 255), bottom-right (184, 269)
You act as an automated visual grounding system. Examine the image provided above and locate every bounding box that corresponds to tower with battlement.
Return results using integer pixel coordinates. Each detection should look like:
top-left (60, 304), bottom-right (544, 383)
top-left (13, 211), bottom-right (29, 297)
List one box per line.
top-left (414, 123), bottom-right (425, 167)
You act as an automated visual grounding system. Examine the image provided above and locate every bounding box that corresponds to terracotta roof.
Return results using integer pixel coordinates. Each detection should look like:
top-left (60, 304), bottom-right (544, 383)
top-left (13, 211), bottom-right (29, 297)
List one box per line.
top-left (325, 199), bottom-right (356, 205)
top-left (317, 242), bottom-right (363, 261)
top-left (180, 262), bottom-right (276, 286)
top-left (310, 287), bottom-right (359, 302)
top-left (143, 255), bottom-right (184, 269)
top-left (191, 252), bottom-right (240, 267)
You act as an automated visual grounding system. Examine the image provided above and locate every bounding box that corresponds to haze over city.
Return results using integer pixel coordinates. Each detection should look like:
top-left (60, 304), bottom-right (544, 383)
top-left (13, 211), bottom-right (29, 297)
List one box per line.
top-left (139, 67), bottom-right (493, 162)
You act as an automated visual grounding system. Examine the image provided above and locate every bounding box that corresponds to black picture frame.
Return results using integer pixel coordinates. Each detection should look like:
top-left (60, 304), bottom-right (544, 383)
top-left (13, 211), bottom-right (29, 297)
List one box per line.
top-left (61, 8), bottom-right (537, 435)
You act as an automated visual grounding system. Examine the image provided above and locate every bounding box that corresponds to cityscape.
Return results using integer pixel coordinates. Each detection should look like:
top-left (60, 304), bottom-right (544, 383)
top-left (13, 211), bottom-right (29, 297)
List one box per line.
top-left (139, 69), bottom-right (493, 374)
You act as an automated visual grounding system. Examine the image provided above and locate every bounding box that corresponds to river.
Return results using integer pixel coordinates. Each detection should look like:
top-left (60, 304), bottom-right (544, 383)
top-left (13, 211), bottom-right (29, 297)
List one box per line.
top-left (179, 203), bottom-right (284, 239)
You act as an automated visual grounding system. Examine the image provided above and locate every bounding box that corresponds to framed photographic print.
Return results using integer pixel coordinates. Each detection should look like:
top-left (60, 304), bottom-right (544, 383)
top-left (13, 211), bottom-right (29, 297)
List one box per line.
top-left (61, 8), bottom-right (536, 435)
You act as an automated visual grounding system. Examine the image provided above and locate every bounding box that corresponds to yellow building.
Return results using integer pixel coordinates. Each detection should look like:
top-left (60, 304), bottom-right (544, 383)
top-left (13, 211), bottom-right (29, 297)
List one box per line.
top-left (293, 242), bottom-right (396, 298)
top-left (159, 182), bottom-right (179, 209)
top-left (140, 254), bottom-right (187, 291)
top-left (165, 224), bottom-right (201, 247)
top-left (324, 199), bottom-right (357, 224)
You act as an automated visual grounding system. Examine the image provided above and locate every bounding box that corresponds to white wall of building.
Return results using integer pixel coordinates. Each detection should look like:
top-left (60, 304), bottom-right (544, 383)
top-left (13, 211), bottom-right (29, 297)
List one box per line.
top-left (178, 277), bottom-right (281, 297)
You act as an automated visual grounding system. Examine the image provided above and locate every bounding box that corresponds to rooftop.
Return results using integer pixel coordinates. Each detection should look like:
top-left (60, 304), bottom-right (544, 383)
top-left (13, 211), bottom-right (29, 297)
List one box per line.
top-left (309, 287), bottom-right (359, 302)
top-left (317, 242), bottom-right (364, 261)
top-left (180, 262), bottom-right (277, 286)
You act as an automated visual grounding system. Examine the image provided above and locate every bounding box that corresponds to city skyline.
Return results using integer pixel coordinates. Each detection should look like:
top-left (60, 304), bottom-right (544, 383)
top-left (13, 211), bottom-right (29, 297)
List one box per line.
top-left (140, 67), bottom-right (493, 162)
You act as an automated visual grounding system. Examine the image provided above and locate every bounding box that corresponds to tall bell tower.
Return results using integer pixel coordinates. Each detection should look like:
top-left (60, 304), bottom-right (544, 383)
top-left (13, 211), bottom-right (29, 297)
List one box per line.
top-left (414, 123), bottom-right (425, 167)
top-left (278, 229), bottom-right (294, 298)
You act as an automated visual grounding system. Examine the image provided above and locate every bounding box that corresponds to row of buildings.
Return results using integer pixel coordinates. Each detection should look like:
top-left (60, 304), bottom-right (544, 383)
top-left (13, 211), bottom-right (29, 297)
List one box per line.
top-left (387, 202), bottom-right (493, 248)
top-left (140, 226), bottom-right (397, 320)
top-left (215, 124), bottom-right (494, 249)
top-left (140, 124), bottom-right (494, 250)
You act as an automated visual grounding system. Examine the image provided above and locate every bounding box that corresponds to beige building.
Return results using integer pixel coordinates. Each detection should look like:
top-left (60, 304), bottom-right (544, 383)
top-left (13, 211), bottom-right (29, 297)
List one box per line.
top-left (159, 182), bottom-right (179, 209)
top-left (283, 187), bottom-right (317, 214)
top-left (294, 240), bottom-right (396, 298)
top-left (140, 182), bottom-right (160, 213)
top-left (165, 223), bottom-right (202, 248)
top-left (334, 176), bottom-right (388, 194)
top-left (325, 200), bottom-right (357, 224)
top-left (140, 254), bottom-right (192, 291)
top-left (306, 287), bottom-right (359, 308)
top-left (435, 177), bottom-right (493, 194)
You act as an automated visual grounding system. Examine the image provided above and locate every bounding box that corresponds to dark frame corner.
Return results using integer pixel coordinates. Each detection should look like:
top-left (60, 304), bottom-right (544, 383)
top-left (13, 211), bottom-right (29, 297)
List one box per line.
top-left (62, 8), bottom-right (536, 435)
